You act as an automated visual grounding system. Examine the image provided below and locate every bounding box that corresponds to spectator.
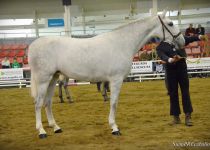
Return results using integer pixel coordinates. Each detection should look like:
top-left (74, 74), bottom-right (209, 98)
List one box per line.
top-left (195, 24), bottom-right (205, 35)
top-left (185, 24), bottom-right (196, 36)
top-left (12, 57), bottom-right (20, 68)
top-left (1, 57), bottom-right (10, 69)
top-left (22, 55), bottom-right (28, 67)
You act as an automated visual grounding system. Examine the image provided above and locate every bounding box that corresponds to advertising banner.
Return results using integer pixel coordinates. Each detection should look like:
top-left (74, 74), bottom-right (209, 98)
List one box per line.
top-left (0, 68), bottom-right (23, 80)
top-left (130, 57), bottom-right (210, 74)
top-left (186, 57), bottom-right (210, 70)
top-left (131, 61), bottom-right (153, 73)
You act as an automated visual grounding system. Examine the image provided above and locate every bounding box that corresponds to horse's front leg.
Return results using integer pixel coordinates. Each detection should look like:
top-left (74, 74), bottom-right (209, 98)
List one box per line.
top-left (109, 78), bottom-right (123, 135)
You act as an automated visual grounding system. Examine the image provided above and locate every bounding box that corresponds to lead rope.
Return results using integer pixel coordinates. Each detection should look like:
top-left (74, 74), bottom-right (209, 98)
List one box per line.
top-left (161, 22), bottom-right (165, 41)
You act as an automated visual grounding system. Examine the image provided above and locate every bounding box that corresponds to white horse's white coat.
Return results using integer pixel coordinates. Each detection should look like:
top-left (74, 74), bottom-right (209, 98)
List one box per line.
top-left (29, 12), bottom-right (185, 137)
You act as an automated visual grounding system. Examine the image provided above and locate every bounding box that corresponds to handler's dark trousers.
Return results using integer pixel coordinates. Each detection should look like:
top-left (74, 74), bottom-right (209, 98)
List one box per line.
top-left (165, 60), bottom-right (193, 116)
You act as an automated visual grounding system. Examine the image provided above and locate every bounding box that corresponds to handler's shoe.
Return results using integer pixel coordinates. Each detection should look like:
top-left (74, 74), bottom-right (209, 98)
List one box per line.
top-left (169, 116), bottom-right (181, 126)
top-left (185, 113), bottom-right (193, 126)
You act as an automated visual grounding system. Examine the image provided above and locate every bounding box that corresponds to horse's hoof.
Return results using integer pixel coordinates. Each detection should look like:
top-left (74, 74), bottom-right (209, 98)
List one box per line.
top-left (112, 131), bottom-right (121, 136)
top-left (54, 129), bottom-right (63, 133)
top-left (39, 134), bottom-right (47, 139)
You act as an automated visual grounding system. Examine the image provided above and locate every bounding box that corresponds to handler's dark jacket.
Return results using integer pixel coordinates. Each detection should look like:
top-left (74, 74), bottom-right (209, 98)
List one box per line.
top-left (156, 36), bottom-right (200, 62)
top-left (156, 36), bottom-right (200, 116)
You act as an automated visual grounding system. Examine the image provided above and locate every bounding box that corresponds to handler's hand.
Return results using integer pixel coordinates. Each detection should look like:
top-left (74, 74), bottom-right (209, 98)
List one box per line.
top-left (157, 60), bottom-right (166, 64)
top-left (172, 55), bottom-right (182, 63)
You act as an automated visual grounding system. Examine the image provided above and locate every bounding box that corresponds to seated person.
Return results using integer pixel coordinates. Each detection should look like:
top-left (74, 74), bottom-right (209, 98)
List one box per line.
top-left (185, 24), bottom-right (196, 36)
top-left (195, 24), bottom-right (205, 35)
top-left (1, 57), bottom-right (10, 69)
top-left (12, 58), bottom-right (20, 68)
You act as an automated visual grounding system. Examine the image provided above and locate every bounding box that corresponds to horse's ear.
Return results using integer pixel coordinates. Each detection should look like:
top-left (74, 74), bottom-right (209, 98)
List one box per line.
top-left (161, 9), bottom-right (167, 18)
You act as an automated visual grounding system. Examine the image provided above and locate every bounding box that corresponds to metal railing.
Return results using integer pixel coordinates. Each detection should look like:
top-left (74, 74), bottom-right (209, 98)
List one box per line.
top-left (127, 70), bottom-right (210, 82)
top-left (0, 70), bottom-right (209, 88)
top-left (0, 78), bottom-right (90, 88)
top-left (0, 78), bottom-right (30, 88)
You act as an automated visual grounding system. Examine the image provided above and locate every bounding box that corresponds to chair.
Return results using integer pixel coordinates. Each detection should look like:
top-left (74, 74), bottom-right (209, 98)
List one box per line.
top-left (192, 47), bottom-right (201, 58)
top-left (185, 48), bottom-right (192, 56)
top-left (16, 50), bottom-right (25, 57)
top-left (0, 50), bottom-right (9, 58)
top-left (8, 50), bottom-right (16, 57)
top-left (17, 57), bottom-right (23, 63)
top-left (189, 41), bottom-right (198, 47)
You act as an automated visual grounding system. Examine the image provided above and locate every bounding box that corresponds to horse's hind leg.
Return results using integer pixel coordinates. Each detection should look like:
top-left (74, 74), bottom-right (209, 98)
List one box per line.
top-left (35, 81), bottom-right (51, 139)
top-left (64, 86), bottom-right (73, 103)
top-left (64, 78), bottom-right (74, 103)
top-left (58, 81), bottom-right (64, 103)
top-left (97, 82), bottom-right (102, 92)
top-left (105, 81), bottom-right (110, 92)
top-left (45, 75), bottom-right (62, 133)
top-left (102, 82), bottom-right (109, 101)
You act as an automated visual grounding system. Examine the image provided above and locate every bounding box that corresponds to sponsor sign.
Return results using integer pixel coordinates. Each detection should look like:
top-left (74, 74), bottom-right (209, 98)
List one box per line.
top-left (48, 19), bottom-right (64, 27)
top-left (131, 61), bottom-right (153, 73)
top-left (130, 57), bottom-right (210, 74)
top-left (0, 68), bottom-right (23, 80)
top-left (186, 57), bottom-right (210, 70)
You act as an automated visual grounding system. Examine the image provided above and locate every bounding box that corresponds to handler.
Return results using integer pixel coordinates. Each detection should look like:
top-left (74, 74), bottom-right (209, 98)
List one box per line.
top-left (156, 35), bottom-right (206, 126)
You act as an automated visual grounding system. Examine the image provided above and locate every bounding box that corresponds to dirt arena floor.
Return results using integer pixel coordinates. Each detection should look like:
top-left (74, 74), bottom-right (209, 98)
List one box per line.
top-left (0, 78), bottom-right (210, 150)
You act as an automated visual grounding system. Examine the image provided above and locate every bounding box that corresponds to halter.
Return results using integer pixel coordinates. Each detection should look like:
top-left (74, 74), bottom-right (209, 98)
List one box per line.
top-left (158, 15), bottom-right (182, 42)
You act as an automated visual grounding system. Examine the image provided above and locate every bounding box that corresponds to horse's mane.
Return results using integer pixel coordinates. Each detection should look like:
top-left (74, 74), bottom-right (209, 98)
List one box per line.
top-left (113, 16), bottom-right (154, 31)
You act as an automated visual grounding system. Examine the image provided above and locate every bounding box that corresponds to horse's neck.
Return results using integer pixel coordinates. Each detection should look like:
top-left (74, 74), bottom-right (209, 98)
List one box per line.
top-left (111, 16), bottom-right (159, 56)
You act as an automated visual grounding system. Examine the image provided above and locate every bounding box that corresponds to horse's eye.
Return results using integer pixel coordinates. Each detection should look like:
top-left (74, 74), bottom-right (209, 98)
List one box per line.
top-left (168, 22), bottom-right (173, 26)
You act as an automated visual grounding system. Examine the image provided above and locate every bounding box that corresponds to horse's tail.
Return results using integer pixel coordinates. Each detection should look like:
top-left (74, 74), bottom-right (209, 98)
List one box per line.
top-left (30, 72), bottom-right (38, 99)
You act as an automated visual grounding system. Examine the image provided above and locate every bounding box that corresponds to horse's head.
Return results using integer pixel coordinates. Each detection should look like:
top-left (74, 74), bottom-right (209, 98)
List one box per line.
top-left (155, 10), bottom-right (185, 49)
